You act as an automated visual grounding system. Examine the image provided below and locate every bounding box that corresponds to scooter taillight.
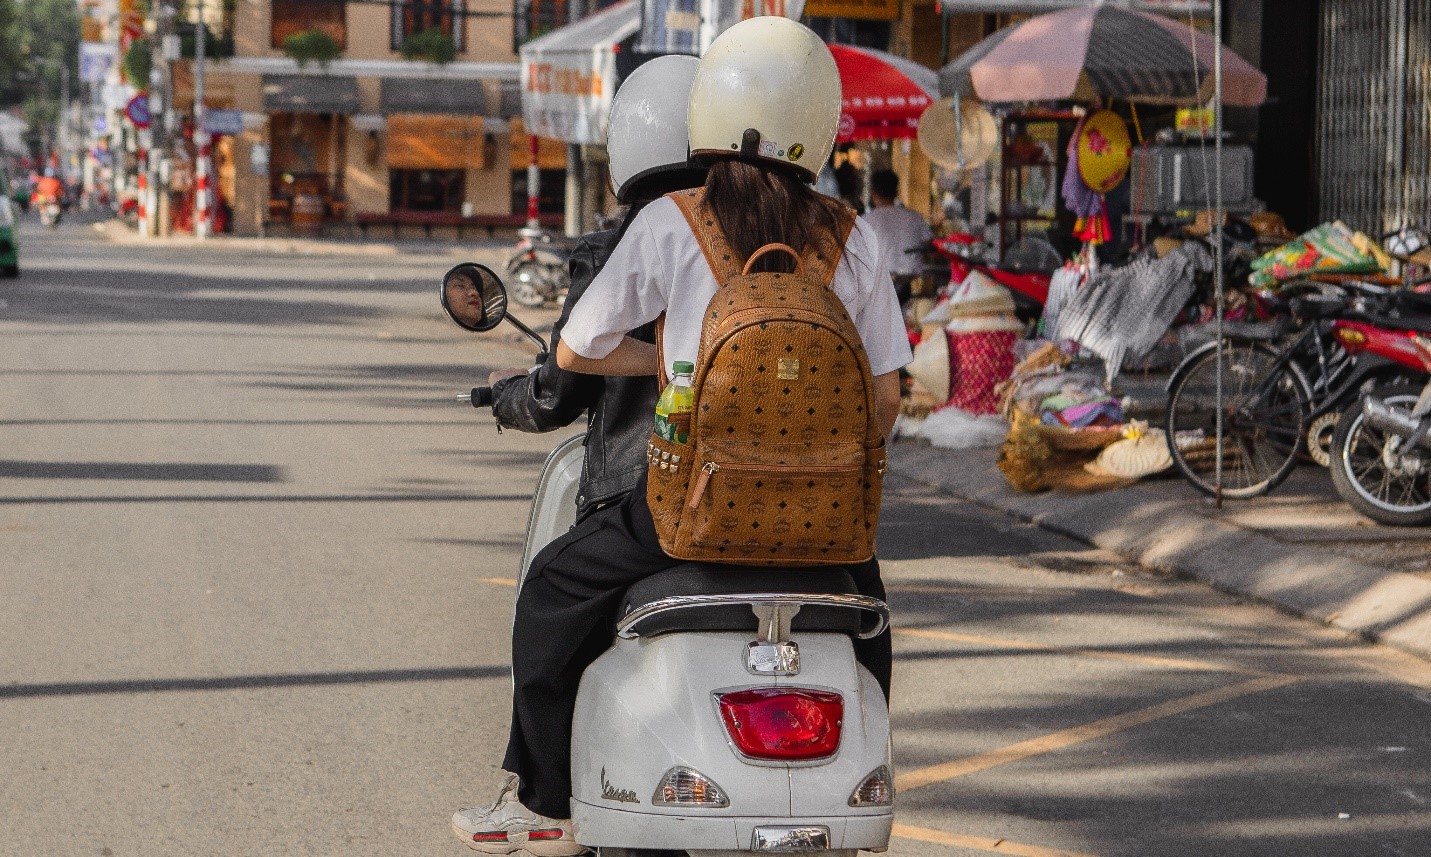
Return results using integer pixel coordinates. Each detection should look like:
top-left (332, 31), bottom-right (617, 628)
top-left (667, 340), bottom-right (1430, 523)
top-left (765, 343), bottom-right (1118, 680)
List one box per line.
top-left (717, 688), bottom-right (843, 761)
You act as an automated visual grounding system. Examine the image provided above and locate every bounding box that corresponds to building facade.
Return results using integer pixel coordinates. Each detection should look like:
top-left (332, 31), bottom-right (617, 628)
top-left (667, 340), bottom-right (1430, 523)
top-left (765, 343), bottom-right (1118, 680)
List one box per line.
top-left (160, 0), bottom-right (572, 234)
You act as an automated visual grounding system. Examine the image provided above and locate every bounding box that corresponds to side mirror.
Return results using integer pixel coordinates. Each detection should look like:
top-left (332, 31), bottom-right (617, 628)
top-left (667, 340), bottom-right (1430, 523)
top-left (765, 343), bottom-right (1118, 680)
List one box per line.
top-left (441, 263), bottom-right (508, 332)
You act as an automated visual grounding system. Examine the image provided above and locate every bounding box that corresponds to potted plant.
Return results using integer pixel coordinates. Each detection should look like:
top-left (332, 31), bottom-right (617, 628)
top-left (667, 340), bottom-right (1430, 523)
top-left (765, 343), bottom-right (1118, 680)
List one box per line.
top-left (399, 28), bottom-right (457, 65)
top-left (282, 28), bottom-right (342, 69)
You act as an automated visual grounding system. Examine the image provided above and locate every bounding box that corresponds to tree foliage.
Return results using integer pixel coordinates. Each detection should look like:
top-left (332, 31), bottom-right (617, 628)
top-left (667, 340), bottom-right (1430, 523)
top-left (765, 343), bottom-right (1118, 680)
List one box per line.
top-left (0, 0), bottom-right (81, 108)
top-left (399, 28), bottom-right (457, 66)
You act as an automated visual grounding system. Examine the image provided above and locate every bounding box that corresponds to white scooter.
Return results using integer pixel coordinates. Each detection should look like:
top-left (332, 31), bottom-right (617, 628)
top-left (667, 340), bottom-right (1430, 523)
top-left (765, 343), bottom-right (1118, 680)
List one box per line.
top-left (441, 263), bottom-right (895, 857)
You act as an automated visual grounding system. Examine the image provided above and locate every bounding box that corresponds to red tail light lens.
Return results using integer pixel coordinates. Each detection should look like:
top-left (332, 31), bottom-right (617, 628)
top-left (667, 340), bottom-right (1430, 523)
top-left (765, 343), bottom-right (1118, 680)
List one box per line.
top-left (717, 688), bottom-right (843, 760)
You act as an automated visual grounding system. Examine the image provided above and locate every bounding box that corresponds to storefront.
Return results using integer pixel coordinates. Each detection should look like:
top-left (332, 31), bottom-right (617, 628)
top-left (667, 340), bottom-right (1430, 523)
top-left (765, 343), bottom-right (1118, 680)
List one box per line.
top-left (519, 0), bottom-right (640, 233)
top-left (261, 74), bottom-right (359, 227)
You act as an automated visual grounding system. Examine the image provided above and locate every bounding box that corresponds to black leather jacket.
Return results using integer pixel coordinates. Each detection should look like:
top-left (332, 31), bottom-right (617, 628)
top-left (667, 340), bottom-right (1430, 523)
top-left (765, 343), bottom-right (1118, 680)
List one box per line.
top-left (490, 228), bottom-right (658, 520)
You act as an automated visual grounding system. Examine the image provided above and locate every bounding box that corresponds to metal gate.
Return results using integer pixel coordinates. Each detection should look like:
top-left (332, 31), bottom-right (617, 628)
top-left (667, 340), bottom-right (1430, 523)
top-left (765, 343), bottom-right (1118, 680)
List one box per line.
top-left (1317, 0), bottom-right (1431, 234)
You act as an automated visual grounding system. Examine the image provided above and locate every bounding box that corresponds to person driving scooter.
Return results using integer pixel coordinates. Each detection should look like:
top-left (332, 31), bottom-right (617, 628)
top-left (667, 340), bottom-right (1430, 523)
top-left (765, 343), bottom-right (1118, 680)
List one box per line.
top-left (451, 19), bottom-right (910, 855)
top-left (482, 55), bottom-right (707, 523)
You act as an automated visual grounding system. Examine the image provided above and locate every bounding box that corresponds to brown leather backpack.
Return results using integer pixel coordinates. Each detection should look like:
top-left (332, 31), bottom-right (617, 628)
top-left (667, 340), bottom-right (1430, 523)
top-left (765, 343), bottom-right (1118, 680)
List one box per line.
top-left (645, 189), bottom-right (886, 566)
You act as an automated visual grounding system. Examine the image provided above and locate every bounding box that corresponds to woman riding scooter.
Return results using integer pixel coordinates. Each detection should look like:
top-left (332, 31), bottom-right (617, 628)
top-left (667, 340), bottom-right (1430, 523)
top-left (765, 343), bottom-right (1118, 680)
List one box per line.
top-left (451, 19), bottom-right (911, 854)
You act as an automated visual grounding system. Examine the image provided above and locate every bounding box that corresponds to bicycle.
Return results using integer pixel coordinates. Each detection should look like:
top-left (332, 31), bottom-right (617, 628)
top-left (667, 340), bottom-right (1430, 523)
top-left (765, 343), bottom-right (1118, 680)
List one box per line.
top-left (505, 225), bottom-right (573, 308)
top-left (1163, 279), bottom-right (1401, 498)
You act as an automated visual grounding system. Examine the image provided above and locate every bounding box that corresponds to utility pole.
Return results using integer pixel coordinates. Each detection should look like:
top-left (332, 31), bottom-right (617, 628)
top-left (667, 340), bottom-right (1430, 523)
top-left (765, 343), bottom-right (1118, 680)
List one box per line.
top-left (194, 0), bottom-right (211, 238)
top-left (149, 0), bottom-right (177, 237)
top-left (563, 0), bottom-right (586, 238)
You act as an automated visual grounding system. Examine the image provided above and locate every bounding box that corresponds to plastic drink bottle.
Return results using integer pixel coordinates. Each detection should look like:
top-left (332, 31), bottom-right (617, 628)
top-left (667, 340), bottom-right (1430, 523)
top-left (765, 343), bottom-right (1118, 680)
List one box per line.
top-left (655, 361), bottom-right (695, 444)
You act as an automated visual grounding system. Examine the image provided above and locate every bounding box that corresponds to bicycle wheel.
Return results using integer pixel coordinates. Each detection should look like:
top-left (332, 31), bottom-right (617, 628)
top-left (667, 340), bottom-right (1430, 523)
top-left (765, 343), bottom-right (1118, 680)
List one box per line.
top-left (1328, 385), bottom-right (1431, 526)
top-left (509, 260), bottom-right (551, 307)
top-left (1165, 341), bottom-right (1311, 498)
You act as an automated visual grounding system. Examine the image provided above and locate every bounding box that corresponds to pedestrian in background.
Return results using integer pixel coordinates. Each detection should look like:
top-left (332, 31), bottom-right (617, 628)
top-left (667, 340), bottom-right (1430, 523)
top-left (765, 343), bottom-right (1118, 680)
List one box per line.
top-left (861, 169), bottom-right (932, 304)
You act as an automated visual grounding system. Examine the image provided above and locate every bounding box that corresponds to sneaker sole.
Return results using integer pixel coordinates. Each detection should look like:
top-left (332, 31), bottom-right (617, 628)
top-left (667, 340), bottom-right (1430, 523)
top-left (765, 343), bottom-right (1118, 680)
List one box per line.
top-left (451, 821), bottom-right (588, 857)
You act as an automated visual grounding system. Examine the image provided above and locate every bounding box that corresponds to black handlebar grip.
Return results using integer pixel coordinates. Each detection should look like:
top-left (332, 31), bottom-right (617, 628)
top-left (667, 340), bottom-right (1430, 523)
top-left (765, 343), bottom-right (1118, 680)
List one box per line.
top-left (471, 386), bottom-right (493, 408)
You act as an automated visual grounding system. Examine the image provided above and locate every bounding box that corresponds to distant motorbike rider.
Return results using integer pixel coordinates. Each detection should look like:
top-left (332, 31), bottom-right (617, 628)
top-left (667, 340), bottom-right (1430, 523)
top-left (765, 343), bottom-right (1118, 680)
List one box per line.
top-left (451, 21), bottom-right (910, 854)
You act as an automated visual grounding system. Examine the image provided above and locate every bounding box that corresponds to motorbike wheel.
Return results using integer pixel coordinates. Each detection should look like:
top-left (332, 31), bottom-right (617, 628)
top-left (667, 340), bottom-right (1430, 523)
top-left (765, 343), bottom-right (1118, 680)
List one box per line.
top-left (1165, 340), bottom-right (1311, 499)
top-left (509, 261), bottom-right (552, 308)
top-left (1328, 385), bottom-right (1431, 526)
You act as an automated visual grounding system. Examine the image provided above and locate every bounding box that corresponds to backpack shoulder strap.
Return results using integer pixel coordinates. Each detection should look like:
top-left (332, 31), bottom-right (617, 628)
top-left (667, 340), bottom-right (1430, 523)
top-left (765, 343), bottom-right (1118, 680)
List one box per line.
top-left (667, 189), bottom-right (741, 283)
top-left (799, 204), bottom-right (857, 288)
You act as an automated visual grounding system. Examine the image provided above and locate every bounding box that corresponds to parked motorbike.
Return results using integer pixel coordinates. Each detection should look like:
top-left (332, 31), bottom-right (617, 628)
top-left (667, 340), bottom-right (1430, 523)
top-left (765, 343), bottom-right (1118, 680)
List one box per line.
top-left (930, 233), bottom-right (1050, 322)
top-left (506, 226), bottom-right (573, 308)
top-left (1327, 289), bottom-right (1431, 526)
top-left (440, 262), bottom-right (896, 857)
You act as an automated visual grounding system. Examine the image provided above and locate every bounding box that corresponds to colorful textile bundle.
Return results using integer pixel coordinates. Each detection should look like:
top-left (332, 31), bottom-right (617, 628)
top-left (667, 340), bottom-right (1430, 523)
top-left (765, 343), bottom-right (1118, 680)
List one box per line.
top-left (1248, 221), bottom-right (1392, 288)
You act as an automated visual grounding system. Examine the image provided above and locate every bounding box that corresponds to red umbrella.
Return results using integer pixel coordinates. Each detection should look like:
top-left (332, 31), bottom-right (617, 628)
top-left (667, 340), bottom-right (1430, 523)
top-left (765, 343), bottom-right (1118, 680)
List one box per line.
top-left (828, 44), bottom-right (940, 143)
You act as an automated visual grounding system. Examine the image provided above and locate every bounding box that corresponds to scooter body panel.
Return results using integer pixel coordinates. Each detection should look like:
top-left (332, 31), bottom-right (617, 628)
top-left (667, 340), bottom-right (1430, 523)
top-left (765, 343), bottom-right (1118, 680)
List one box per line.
top-left (570, 631), bottom-right (893, 852)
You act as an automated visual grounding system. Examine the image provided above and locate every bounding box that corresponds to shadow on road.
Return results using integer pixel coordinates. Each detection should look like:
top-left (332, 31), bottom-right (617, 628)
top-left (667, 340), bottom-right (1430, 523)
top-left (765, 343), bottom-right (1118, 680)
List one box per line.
top-left (0, 460), bottom-right (285, 481)
top-left (0, 664), bottom-right (511, 700)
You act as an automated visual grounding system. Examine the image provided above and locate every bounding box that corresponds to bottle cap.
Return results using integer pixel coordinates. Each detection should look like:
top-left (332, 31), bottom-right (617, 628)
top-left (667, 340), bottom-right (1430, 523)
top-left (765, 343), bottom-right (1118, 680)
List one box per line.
top-left (672, 361), bottom-right (695, 374)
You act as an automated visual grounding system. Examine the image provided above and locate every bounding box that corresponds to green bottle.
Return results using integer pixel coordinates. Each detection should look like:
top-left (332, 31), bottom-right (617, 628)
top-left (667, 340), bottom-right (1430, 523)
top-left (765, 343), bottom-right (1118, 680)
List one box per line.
top-left (655, 361), bottom-right (695, 444)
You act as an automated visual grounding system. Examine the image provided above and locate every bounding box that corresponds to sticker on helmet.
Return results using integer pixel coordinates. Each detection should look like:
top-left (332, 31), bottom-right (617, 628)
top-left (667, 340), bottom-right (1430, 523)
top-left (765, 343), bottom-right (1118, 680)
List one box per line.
top-left (758, 140), bottom-right (779, 159)
top-left (788, 144), bottom-right (804, 162)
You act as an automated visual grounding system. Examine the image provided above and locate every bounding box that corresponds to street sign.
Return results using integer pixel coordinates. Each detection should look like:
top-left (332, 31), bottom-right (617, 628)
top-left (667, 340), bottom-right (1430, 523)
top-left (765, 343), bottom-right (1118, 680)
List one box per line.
top-left (124, 94), bottom-right (151, 129)
top-left (203, 109), bottom-right (245, 136)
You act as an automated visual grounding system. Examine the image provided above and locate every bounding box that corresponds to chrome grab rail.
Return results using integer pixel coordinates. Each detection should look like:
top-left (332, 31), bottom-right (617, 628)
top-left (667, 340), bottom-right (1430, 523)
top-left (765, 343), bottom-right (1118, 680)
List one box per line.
top-left (616, 593), bottom-right (890, 640)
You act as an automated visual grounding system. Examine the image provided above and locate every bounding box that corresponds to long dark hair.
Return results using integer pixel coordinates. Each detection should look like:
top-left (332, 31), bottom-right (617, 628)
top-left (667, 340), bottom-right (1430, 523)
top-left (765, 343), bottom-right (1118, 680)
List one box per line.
top-left (704, 159), bottom-right (848, 273)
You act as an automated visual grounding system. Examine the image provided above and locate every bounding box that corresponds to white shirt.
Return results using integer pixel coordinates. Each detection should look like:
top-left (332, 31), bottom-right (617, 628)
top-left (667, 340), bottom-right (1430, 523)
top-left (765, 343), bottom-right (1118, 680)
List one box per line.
top-left (860, 202), bottom-right (932, 277)
top-left (561, 196), bottom-right (913, 378)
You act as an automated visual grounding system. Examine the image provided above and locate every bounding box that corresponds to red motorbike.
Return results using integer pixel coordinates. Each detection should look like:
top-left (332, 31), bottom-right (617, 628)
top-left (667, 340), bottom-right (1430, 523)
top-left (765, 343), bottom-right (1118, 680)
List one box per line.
top-left (1327, 291), bottom-right (1431, 525)
top-left (930, 233), bottom-right (1050, 322)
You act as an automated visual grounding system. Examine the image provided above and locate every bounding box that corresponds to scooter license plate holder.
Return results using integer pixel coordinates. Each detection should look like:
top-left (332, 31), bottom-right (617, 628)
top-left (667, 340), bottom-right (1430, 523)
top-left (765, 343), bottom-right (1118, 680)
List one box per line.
top-left (752, 825), bottom-right (831, 852)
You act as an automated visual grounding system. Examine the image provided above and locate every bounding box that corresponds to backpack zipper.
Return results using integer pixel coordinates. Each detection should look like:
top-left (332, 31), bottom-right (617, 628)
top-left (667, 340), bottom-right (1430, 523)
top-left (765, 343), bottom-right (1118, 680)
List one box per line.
top-left (687, 460), bottom-right (864, 509)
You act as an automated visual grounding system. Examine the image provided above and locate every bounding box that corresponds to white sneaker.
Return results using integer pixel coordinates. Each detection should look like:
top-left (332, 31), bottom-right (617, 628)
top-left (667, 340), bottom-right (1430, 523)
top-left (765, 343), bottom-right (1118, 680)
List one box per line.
top-left (451, 772), bottom-right (586, 856)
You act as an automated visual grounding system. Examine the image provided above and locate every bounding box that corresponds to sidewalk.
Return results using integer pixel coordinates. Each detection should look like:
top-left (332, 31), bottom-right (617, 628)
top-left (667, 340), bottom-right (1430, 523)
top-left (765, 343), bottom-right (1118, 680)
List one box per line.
top-left (888, 438), bottom-right (1431, 663)
top-left (91, 218), bottom-right (515, 259)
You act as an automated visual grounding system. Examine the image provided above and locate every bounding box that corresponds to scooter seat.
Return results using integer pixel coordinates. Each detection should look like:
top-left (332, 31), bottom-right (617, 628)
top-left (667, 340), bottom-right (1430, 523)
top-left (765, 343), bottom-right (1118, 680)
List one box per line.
top-left (619, 564), bottom-right (865, 637)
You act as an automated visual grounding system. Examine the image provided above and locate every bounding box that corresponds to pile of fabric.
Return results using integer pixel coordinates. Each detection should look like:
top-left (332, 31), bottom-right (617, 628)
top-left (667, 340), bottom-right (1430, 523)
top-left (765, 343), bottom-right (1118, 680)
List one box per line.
top-left (1248, 221), bottom-right (1391, 288)
top-left (992, 342), bottom-right (1172, 492)
top-left (1046, 240), bottom-right (1213, 383)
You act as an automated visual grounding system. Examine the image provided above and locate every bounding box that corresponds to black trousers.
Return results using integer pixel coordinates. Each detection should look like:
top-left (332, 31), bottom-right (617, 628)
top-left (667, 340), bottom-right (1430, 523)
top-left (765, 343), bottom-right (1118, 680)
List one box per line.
top-left (501, 481), bottom-right (892, 819)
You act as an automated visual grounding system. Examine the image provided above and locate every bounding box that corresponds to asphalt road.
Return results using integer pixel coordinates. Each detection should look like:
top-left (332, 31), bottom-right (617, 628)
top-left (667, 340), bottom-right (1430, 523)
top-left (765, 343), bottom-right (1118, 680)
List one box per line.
top-left (2, 218), bottom-right (1428, 857)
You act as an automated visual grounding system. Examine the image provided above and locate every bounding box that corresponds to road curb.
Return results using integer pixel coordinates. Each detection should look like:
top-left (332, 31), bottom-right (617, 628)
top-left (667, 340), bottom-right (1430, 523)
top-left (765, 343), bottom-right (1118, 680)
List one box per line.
top-left (89, 219), bottom-right (504, 257)
top-left (889, 442), bottom-right (1431, 663)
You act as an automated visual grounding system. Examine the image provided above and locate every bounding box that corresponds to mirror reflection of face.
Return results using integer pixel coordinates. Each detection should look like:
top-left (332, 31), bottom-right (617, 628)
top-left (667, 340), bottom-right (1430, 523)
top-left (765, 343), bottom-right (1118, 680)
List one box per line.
top-left (445, 271), bottom-right (486, 328)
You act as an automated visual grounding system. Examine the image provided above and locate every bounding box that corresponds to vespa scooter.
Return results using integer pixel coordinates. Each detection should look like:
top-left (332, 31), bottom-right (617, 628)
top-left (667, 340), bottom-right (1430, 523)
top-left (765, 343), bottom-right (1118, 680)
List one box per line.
top-left (440, 262), bottom-right (896, 857)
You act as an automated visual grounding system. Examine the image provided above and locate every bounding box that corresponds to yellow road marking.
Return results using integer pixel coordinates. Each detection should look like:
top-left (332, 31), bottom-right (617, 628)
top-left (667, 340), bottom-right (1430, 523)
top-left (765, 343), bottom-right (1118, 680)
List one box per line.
top-left (479, 577), bottom-right (517, 587)
top-left (893, 627), bottom-right (1261, 675)
top-left (892, 823), bottom-right (1100, 857)
top-left (896, 674), bottom-right (1299, 792)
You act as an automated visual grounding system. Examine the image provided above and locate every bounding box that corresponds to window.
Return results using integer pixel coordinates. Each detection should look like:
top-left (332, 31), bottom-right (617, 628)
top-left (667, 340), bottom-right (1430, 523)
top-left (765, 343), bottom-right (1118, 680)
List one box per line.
top-left (392, 0), bottom-right (465, 52)
top-left (516, 0), bottom-right (566, 45)
top-left (272, 0), bottom-right (347, 49)
top-left (391, 169), bottom-right (466, 212)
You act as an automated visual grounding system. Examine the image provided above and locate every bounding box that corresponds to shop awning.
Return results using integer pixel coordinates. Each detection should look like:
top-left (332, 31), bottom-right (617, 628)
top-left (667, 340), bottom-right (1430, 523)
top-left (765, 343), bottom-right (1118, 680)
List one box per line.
top-left (262, 75), bottom-right (360, 114)
top-left (518, 0), bottom-right (639, 145)
top-left (381, 79), bottom-right (488, 116)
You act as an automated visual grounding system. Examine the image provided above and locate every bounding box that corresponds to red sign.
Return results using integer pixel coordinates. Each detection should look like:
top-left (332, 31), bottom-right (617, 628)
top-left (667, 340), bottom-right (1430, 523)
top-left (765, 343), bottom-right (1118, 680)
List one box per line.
top-left (125, 94), bottom-right (151, 128)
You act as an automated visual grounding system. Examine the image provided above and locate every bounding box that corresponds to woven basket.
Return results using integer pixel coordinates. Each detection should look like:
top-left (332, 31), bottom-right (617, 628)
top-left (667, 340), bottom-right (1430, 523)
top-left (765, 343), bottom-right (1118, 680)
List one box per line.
top-left (1020, 410), bottom-right (1124, 453)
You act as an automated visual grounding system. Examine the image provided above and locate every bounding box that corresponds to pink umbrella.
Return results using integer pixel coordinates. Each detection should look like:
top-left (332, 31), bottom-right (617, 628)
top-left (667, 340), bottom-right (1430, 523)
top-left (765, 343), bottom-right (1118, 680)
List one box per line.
top-left (939, 5), bottom-right (1266, 107)
top-left (828, 43), bottom-right (940, 142)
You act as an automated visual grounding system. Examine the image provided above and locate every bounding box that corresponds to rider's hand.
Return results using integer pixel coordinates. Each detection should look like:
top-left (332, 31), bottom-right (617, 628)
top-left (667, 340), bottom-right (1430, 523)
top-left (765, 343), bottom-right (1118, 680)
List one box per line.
top-left (488, 367), bottom-right (528, 386)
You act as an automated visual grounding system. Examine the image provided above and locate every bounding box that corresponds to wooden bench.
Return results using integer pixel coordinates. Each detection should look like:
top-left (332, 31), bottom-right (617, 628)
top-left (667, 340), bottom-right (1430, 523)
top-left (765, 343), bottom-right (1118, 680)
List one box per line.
top-left (354, 211), bottom-right (565, 240)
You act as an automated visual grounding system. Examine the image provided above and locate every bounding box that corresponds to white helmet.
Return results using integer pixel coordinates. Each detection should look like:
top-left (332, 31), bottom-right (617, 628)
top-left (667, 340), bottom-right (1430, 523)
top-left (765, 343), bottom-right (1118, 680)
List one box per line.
top-left (688, 16), bottom-right (841, 182)
top-left (607, 55), bottom-right (701, 203)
